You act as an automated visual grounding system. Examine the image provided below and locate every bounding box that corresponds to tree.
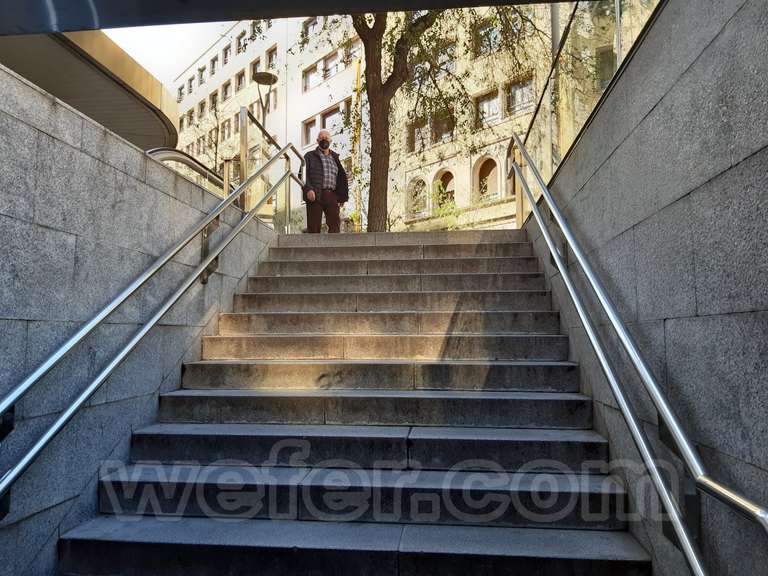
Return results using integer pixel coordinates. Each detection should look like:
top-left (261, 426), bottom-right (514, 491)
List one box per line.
top-left (304, 8), bottom-right (551, 231)
top-left (351, 12), bottom-right (440, 231)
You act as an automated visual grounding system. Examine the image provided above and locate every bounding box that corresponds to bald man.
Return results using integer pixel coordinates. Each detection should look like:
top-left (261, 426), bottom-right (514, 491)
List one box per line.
top-left (302, 129), bottom-right (349, 233)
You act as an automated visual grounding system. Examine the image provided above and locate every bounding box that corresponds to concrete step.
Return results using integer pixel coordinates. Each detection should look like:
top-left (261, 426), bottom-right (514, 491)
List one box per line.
top-left (257, 256), bottom-right (541, 276)
top-left (233, 290), bottom-right (552, 313)
top-left (182, 360), bottom-right (580, 392)
top-left (60, 517), bottom-right (651, 575)
top-left (247, 273), bottom-right (545, 293)
top-left (130, 424), bottom-right (609, 472)
top-left (201, 334), bottom-right (569, 361)
top-left (268, 242), bottom-right (532, 261)
top-left (218, 311), bottom-right (561, 336)
top-left (276, 229), bottom-right (526, 247)
top-left (158, 389), bottom-right (593, 429)
top-left (99, 464), bottom-right (627, 530)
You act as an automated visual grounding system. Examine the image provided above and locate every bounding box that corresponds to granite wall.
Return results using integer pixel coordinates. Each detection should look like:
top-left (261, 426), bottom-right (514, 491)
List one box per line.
top-left (523, 0), bottom-right (768, 574)
top-left (0, 63), bottom-right (275, 574)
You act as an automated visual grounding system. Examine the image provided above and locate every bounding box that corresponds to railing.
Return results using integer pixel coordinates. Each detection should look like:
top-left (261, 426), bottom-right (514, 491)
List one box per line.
top-left (145, 147), bottom-right (233, 195)
top-left (0, 132), bottom-right (305, 516)
top-left (238, 107), bottom-right (305, 232)
top-left (508, 130), bottom-right (768, 576)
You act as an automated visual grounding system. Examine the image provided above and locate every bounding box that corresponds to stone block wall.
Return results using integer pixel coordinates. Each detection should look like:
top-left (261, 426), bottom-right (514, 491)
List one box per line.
top-left (524, 0), bottom-right (767, 574)
top-left (0, 63), bottom-right (275, 574)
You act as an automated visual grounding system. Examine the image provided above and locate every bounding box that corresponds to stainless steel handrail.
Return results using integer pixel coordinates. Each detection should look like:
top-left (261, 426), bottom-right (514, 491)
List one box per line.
top-left (147, 147), bottom-right (233, 193)
top-left (0, 169), bottom-right (294, 503)
top-left (509, 130), bottom-right (768, 573)
top-left (0, 144), bottom-right (292, 435)
top-left (245, 109), bottom-right (305, 180)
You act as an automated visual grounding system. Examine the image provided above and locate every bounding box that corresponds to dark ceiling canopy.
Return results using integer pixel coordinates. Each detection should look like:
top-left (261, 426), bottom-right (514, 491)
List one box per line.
top-left (0, 0), bottom-right (564, 36)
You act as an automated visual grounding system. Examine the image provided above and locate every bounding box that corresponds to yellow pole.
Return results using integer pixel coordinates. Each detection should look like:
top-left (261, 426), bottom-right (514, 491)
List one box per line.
top-left (351, 56), bottom-right (363, 232)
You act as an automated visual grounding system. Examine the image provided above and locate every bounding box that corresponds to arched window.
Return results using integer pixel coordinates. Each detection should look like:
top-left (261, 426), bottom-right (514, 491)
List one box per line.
top-left (434, 171), bottom-right (455, 209)
top-left (477, 158), bottom-right (499, 201)
top-left (408, 179), bottom-right (428, 218)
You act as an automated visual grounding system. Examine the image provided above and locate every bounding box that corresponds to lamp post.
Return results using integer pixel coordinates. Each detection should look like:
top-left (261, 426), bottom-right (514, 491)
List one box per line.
top-left (252, 71), bottom-right (278, 126)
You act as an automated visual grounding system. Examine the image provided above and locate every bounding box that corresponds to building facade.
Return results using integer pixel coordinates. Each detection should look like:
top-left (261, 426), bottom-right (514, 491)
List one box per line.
top-left (173, 3), bottom-right (653, 231)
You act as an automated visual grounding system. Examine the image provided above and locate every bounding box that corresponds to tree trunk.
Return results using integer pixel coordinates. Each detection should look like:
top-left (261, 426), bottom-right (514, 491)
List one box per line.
top-left (366, 93), bottom-right (391, 232)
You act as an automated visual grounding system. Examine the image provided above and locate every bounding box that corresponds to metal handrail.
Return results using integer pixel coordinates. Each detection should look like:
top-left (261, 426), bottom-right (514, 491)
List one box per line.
top-left (0, 168), bottom-right (294, 504)
top-left (245, 109), bottom-right (305, 180)
top-left (146, 147), bottom-right (233, 193)
top-left (0, 143), bottom-right (292, 441)
top-left (509, 130), bottom-right (768, 574)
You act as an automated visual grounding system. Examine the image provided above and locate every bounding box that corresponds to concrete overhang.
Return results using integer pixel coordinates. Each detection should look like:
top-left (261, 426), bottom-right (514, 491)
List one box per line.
top-left (0, 1), bottom-right (566, 36)
top-left (0, 31), bottom-right (178, 149)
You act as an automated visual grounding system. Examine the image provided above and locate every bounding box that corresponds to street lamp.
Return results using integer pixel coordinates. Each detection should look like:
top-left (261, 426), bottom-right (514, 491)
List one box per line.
top-left (252, 71), bottom-right (278, 126)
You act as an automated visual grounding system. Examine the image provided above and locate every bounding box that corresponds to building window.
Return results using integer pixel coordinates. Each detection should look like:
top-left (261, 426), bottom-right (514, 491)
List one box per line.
top-left (223, 44), bottom-right (231, 65)
top-left (210, 56), bottom-right (218, 76)
top-left (595, 46), bottom-right (617, 90)
top-left (221, 119), bottom-right (231, 141)
top-left (179, 116), bottom-right (184, 132)
top-left (198, 100), bottom-right (206, 119)
top-left (197, 67), bottom-right (205, 86)
top-left (251, 59), bottom-right (261, 80)
top-left (302, 64), bottom-right (322, 91)
top-left (236, 31), bottom-right (247, 54)
top-left (236, 70), bottom-right (246, 92)
top-left (476, 91), bottom-right (500, 127)
top-left (408, 179), bottom-right (428, 218)
top-left (176, 86), bottom-right (184, 103)
top-left (187, 77), bottom-right (194, 95)
top-left (321, 106), bottom-right (343, 135)
top-left (233, 113), bottom-right (240, 134)
top-left (477, 158), bottom-right (499, 201)
top-left (474, 21), bottom-right (501, 57)
top-left (267, 47), bottom-right (277, 70)
top-left (303, 118), bottom-right (317, 146)
top-left (209, 91), bottom-right (218, 112)
top-left (303, 17), bottom-right (319, 38)
top-left (431, 112), bottom-right (455, 144)
top-left (507, 77), bottom-right (534, 116)
top-left (435, 171), bottom-right (455, 208)
top-left (222, 81), bottom-right (232, 101)
top-left (208, 128), bottom-right (216, 148)
top-left (437, 43), bottom-right (456, 76)
top-left (407, 118), bottom-right (429, 152)
top-left (186, 110), bottom-right (194, 128)
top-left (250, 20), bottom-right (259, 38)
top-left (323, 51), bottom-right (340, 79)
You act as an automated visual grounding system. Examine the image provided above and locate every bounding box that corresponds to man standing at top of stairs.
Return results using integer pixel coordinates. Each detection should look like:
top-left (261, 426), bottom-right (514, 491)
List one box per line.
top-left (303, 129), bottom-right (350, 233)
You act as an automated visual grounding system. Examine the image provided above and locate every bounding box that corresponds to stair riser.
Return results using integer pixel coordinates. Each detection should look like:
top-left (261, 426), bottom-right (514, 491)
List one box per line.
top-left (130, 434), bottom-right (607, 472)
top-left (99, 479), bottom-right (625, 530)
top-left (268, 243), bottom-right (532, 261)
top-left (182, 362), bottom-right (579, 392)
top-left (258, 258), bottom-right (540, 276)
top-left (276, 230), bottom-right (526, 247)
top-left (60, 541), bottom-right (398, 576)
top-left (247, 274), bottom-right (545, 293)
top-left (234, 291), bottom-right (552, 313)
top-left (60, 540), bottom-right (649, 576)
top-left (218, 311), bottom-right (561, 336)
top-left (201, 335), bottom-right (569, 361)
top-left (158, 395), bottom-right (592, 429)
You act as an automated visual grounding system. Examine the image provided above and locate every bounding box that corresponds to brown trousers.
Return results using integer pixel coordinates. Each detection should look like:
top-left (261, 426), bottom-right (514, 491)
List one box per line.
top-left (306, 188), bottom-right (341, 233)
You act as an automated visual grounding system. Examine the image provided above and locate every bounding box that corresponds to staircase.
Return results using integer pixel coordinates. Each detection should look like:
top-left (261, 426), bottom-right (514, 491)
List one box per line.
top-left (59, 230), bottom-right (652, 575)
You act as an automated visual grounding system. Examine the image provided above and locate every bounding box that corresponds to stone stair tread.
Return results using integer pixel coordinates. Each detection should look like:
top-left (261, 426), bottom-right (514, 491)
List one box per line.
top-left (239, 289), bottom-right (550, 295)
top-left (60, 516), bottom-right (649, 561)
top-left (249, 272), bottom-right (543, 278)
top-left (160, 388), bottom-right (590, 401)
top-left (264, 256), bottom-right (537, 263)
top-left (103, 463), bottom-right (625, 494)
top-left (185, 359), bottom-right (579, 366)
top-left (400, 524), bottom-right (650, 562)
top-left (134, 422), bottom-right (607, 443)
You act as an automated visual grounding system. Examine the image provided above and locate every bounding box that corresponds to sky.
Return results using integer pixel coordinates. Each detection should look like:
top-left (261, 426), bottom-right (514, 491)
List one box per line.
top-left (104, 21), bottom-right (236, 89)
